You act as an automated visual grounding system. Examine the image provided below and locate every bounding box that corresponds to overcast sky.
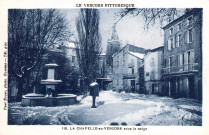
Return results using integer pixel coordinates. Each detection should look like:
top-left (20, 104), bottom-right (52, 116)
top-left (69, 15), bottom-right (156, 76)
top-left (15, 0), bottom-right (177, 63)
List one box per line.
top-left (63, 9), bottom-right (166, 53)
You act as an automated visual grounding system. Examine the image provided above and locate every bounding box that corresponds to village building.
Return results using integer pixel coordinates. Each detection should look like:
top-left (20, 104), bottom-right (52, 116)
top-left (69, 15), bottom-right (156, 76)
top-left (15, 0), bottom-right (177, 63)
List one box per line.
top-left (162, 9), bottom-right (202, 100)
top-left (112, 44), bottom-right (145, 93)
top-left (65, 43), bottom-right (78, 69)
top-left (96, 53), bottom-right (112, 90)
top-left (144, 46), bottom-right (164, 95)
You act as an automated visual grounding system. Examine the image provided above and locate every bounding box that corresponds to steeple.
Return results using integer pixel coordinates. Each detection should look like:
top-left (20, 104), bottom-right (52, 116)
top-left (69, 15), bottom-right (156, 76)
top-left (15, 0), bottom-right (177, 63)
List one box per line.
top-left (110, 24), bottom-right (119, 41)
top-left (106, 23), bottom-right (121, 78)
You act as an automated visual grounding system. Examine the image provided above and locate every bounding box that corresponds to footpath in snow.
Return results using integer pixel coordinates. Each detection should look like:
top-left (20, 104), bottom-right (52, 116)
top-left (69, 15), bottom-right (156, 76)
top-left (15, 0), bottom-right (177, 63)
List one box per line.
top-left (8, 90), bottom-right (202, 126)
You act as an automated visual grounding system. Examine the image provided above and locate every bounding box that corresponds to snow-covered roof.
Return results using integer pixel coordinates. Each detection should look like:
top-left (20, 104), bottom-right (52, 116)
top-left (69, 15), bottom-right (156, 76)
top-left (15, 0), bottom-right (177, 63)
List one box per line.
top-left (45, 64), bottom-right (58, 67)
top-left (90, 82), bottom-right (98, 86)
top-left (67, 43), bottom-right (76, 48)
top-left (128, 52), bottom-right (145, 59)
top-left (100, 53), bottom-right (106, 56)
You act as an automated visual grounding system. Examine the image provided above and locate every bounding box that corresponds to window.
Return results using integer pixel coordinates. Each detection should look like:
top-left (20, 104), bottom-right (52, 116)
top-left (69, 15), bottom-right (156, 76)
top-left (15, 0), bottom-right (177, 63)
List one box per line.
top-left (169, 57), bottom-right (172, 67)
top-left (184, 52), bottom-right (188, 65)
top-left (176, 54), bottom-right (182, 66)
top-left (178, 22), bottom-right (182, 31)
top-left (188, 51), bottom-right (191, 64)
top-left (179, 53), bottom-right (183, 66)
top-left (164, 59), bottom-right (166, 67)
top-left (150, 58), bottom-right (155, 67)
top-left (72, 56), bottom-right (75, 63)
top-left (187, 16), bottom-right (193, 26)
top-left (171, 38), bottom-right (174, 48)
top-left (170, 28), bottom-right (173, 35)
top-left (176, 55), bottom-right (179, 66)
top-left (182, 53), bottom-right (185, 65)
top-left (187, 29), bottom-right (193, 43)
top-left (168, 56), bottom-right (174, 67)
top-left (187, 50), bottom-right (194, 64)
top-left (146, 72), bottom-right (149, 76)
top-left (168, 38), bottom-right (174, 50)
top-left (177, 34), bottom-right (182, 47)
top-left (132, 68), bottom-right (134, 74)
top-left (168, 39), bottom-right (171, 50)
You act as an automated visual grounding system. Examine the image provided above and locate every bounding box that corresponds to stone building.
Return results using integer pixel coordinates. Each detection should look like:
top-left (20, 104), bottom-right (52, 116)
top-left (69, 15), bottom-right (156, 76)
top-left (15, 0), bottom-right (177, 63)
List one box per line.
top-left (96, 53), bottom-right (112, 90)
top-left (144, 46), bottom-right (164, 95)
top-left (112, 44), bottom-right (145, 93)
top-left (65, 43), bottom-right (78, 69)
top-left (162, 9), bottom-right (202, 100)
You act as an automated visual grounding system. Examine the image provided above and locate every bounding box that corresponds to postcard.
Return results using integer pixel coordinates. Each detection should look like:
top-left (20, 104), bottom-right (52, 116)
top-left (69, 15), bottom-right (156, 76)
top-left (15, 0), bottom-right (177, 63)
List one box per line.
top-left (0, 0), bottom-right (209, 135)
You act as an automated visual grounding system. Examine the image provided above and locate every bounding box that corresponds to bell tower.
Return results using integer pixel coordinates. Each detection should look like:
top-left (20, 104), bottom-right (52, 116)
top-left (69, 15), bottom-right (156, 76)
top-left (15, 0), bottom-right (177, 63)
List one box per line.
top-left (106, 24), bottom-right (121, 78)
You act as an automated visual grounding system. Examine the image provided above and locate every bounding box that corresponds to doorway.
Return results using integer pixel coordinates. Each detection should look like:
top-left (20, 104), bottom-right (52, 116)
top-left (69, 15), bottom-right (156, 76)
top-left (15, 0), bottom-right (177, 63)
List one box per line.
top-left (188, 76), bottom-right (195, 98)
top-left (152, 84), bottom-right (155, 94)
top-left (130, 80), bottom-right (135, 92)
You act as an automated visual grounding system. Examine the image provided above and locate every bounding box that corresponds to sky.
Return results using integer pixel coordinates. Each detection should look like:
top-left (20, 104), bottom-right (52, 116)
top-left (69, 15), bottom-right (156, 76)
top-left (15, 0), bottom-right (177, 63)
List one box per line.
top-left (62, 9), bottom-right (165, 53)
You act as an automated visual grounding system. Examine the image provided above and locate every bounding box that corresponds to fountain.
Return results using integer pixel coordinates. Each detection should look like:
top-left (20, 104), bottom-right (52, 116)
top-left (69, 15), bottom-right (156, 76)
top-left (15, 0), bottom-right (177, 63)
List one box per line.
top-left (21, 63), bottom-right (77, 106)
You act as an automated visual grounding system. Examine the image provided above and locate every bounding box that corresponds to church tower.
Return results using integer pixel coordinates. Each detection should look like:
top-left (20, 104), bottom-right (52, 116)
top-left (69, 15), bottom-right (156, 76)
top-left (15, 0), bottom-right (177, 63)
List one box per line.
top-left (106, 24), bottom-right (121, 78)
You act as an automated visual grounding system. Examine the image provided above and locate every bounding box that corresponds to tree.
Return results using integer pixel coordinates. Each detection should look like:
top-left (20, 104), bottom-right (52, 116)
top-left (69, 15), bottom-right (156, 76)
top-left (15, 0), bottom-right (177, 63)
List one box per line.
top-left (75, 9), bottom-right (102, 94)
top-left (118, 8), bottom-right (186, 29)
top-left (8, 9), bottom-right (71, 101)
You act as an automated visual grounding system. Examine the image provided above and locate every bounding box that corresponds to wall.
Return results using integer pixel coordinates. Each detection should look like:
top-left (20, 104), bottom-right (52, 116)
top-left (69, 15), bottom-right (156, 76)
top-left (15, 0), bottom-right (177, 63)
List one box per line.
top-left (144, 49), bottom-right (163, 94)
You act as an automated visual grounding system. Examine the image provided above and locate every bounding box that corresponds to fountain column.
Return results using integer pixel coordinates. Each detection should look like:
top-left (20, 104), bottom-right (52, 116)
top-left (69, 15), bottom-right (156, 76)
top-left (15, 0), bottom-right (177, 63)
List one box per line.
top-left (41, 64), bottom-right (62, 96)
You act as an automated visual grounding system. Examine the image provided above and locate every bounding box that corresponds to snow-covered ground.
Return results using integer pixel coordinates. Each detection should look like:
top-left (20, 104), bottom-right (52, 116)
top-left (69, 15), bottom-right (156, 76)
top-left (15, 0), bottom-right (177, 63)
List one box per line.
top-left (8, 90), bottom-right (202, 126)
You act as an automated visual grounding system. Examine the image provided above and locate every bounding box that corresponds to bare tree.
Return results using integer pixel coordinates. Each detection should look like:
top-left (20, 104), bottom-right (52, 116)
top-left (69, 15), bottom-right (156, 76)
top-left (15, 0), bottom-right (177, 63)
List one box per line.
top-left (8, 9), bottom-right (71, 101)
top-left (118, 8), bottom-right (187, 29)
top-left (75, 9), bottom-right (102, 94)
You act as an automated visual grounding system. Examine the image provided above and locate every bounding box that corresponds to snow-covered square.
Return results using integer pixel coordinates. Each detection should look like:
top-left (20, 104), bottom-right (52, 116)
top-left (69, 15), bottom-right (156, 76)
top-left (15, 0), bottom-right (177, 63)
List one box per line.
top-left (8, 90), bottom-right (202, 126)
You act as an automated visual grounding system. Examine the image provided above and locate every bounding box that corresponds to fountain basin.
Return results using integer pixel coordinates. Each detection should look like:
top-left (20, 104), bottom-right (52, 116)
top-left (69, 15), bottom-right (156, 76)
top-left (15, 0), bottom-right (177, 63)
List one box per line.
top-left (21, 93), bottom-right (77, 106)
top-left (41, 79), bottom-right (62, 84)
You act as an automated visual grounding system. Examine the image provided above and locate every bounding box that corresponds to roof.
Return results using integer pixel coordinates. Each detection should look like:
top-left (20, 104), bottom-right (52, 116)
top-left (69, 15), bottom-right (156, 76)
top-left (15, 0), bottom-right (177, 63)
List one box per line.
top-left (128, 52), bottom-right (145, 59)
top-left (146, 46), bottom-right (164, 53)
top-left (90, 82), bottom-right (98, 86)
top-left (162, 8), bottom-right (202, 30)
top-left (99, 53), bottom-right (106, 56)
top-left (112, 43), bottom-right (146, 58)
top-left (67, 42), bottom-right (76, 48)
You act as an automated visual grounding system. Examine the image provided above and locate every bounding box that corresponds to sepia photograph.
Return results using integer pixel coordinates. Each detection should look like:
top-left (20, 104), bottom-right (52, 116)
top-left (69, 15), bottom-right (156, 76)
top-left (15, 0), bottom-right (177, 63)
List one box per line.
top-left (7, 8), bottom-right (202, 126)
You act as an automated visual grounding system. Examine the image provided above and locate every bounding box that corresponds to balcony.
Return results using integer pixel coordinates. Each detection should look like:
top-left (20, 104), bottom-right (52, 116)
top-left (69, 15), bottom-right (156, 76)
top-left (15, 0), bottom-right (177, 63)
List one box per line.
top-left (123, 73), bottom-right (136, 79)
top-left (162, 63), bottom-right (199, 75)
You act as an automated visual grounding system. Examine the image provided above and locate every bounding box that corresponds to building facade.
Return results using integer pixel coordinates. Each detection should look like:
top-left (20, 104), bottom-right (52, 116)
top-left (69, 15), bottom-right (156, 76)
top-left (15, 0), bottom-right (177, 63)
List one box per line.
top-left (144, 46), bottom-right (164, 95)
top-left (162, 9), bottom-right (202, 100)
top-left (96, 53), bottom-right (112, 90)
top-left (112, 44), bottom-right (145, 93)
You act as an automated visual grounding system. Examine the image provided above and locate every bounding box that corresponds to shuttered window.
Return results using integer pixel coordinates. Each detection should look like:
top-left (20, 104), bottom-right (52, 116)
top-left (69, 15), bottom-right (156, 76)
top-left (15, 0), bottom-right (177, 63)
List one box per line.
top-left (184, 52), bottom-right (188, 65)
top-left (188, 29), bottom-right (193, 43)
top-left (180, 53), bottom-right (183, 66)
top-left (168, 39), bottom-right (171, 50)
top-left (171, 38), bottom-right (174, 49)
top-left (187, 16), bottom-right (193, 26)
top-left (176, 54), bottom-right (181, 66)
top-left (169, 57), bottom-right (171, 67)
top-left (189, 50), bottom-right (195, 63)
top-left (177, 34), bottom-right (182, 47)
